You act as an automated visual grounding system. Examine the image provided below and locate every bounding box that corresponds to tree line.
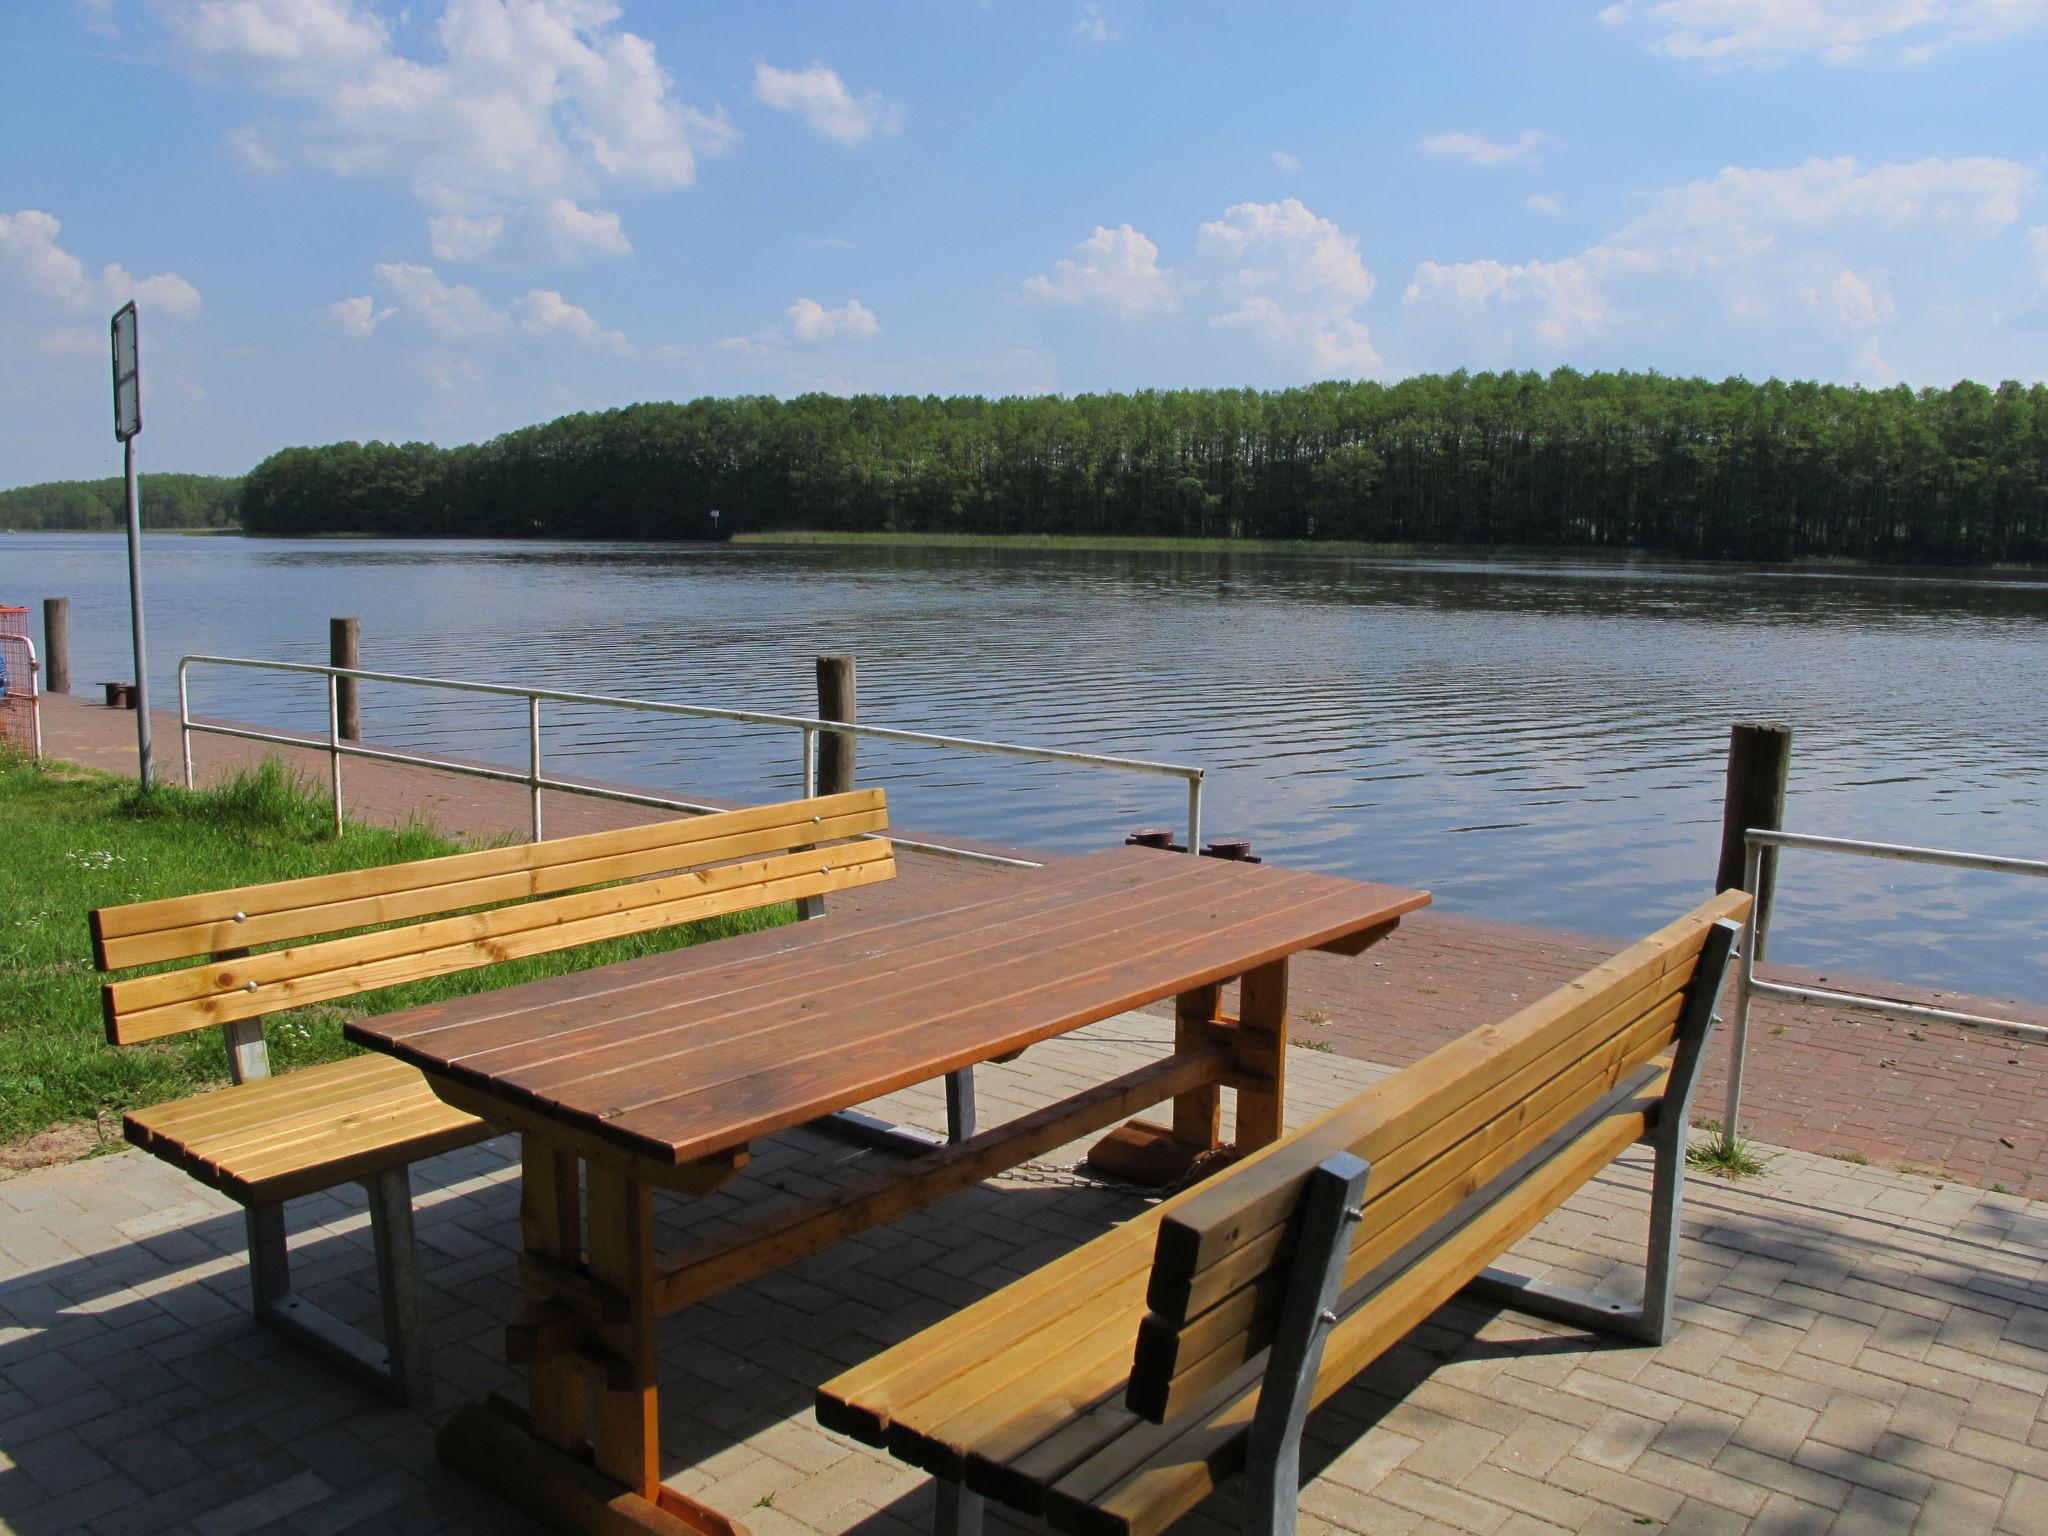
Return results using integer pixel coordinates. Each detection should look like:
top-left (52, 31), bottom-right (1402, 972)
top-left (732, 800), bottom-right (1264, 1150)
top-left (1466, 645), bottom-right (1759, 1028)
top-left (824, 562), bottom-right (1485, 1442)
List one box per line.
top-left (0, 473), bottom-right (242, 531)
top-left (68, 370), bottom-right (2048, 563)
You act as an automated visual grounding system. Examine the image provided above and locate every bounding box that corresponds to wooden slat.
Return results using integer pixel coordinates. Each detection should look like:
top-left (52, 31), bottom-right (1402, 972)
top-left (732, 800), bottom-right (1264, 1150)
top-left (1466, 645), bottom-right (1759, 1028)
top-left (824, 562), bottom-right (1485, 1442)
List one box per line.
top-left (91, 790), bottom-right (884, 961)
top-left (1143, 889), bottom-right (1747, 1300)
top-left (107, 843), bottom-right (894, 1043)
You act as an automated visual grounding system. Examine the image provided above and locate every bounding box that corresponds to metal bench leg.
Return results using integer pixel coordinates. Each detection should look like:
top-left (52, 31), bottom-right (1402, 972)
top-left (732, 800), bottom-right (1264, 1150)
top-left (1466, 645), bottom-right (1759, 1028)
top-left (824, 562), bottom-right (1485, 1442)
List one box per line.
top-left (1242, 1151), bottom-right (1371, 1536)
top-left (242, 1174), bottom-right (437, 1405)
top-left (934, 1479), bottom-right (983, 1536)
top-left (945, 1068), bottom-right (977, 1143)
top-left (1463, 918), bottom-right (1741, 1346)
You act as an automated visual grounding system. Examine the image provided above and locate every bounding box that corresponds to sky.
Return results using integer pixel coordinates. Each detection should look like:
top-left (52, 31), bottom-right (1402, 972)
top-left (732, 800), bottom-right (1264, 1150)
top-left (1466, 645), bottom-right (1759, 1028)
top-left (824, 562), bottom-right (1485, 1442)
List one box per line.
top-left (3, 0), bottom-right (2047, 487)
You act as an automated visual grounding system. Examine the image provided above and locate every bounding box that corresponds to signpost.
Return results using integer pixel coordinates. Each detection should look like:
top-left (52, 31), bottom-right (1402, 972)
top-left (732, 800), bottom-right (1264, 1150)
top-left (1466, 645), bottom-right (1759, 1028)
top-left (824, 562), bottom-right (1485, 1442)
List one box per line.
top-left (111, 301), bottom-right (154, 789)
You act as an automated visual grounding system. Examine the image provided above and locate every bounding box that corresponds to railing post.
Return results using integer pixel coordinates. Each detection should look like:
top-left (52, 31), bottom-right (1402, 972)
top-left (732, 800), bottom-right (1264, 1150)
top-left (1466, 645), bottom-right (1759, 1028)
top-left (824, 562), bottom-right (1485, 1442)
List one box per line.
top-left (331, 617), bottom-right (362, 742)
top-left (178, 660), bottom-right (194, 789)
top-left (327, 673), bottom-right (344, 835)
top-left (41, 598), bottom-right (69, 694)
top-left (1724, 841), bottom-right (1764, 1144)
top-left (1717, 722), bottom-right (1790, 960)
top-left (529, 695), bottom-right (544, 843)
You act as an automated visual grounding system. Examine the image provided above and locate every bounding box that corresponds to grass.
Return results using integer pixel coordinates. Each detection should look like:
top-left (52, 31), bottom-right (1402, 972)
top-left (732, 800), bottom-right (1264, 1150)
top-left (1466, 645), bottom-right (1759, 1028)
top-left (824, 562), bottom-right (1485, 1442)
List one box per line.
top-left (732, 531), bottom-right (1564, 558)
top-left (0, 750), bottom-right (788, 1153)
top-left (1687, 1130), bottom-right (1774, 1180)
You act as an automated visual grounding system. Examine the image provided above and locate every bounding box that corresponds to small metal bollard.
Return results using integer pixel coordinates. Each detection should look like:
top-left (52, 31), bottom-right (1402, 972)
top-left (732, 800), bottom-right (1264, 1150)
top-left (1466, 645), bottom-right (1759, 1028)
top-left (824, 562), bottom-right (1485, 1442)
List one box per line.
top-left (101, 682), bottom-right (136, 709)
top-left (1200, 837), bottom-right (1261, 864)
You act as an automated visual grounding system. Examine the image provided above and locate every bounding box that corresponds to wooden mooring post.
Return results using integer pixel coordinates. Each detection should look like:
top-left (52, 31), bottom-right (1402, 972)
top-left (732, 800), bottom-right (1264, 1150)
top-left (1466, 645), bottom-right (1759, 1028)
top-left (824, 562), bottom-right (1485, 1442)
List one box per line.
top-left (331, 617), bottom-right (361, 742)
top-left (1717, 722), bottom-right (1791, 961)
top-left (41, 598), bottom-right (69, 693)
top-left (798, 654), bottom-right (858, 922)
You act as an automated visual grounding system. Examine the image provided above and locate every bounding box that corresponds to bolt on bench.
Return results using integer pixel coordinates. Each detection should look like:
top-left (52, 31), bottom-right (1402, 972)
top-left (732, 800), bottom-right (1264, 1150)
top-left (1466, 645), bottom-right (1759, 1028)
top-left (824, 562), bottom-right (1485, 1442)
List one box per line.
top-left (818, 889), bottom-right (1749, 1536)
top-left (93, 789), bottom-right (895, 1403)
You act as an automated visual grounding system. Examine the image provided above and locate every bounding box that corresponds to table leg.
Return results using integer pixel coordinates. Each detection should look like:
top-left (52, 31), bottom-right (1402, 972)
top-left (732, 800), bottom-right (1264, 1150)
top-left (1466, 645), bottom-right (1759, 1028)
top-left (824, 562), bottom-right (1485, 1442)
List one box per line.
top-left (585, 1164), bottom-right (659, 1498)
top-left (521, 1142), bottom-right (587, 1450)
top-left (438, 1140), bottom-right (750, 1536)
top-left (1172, 982), bottom-right (1225, 1152)
top-left (1084, 981), bottom-right (1228, 1186)
top-left (1236, 958), bottom-right (1290, 1150)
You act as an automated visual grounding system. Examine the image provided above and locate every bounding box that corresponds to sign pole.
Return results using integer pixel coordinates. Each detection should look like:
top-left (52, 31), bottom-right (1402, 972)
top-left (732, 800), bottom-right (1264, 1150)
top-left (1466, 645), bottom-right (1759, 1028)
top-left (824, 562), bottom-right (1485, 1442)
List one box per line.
top-left (111, 301), bottom-right (153, 789)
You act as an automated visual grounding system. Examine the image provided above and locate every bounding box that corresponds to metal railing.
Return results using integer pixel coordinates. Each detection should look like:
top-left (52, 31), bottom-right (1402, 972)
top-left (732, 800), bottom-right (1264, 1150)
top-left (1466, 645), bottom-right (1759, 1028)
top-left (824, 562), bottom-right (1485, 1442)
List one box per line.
top-left (1723, 827), bottom-right (2048, 1139)
top-left (176, 655), bottom-right (1206, 869)
top-left (0, 633), bottom-right (43, 761)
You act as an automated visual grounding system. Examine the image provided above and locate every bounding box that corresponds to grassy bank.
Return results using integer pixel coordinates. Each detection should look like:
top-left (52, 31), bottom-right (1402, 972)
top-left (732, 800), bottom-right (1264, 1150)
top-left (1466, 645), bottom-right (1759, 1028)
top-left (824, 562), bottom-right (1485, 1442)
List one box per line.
top-left (0, 751), bottom-right (785, 1161)
top-left (732, 531), bottom-right (1505, 557)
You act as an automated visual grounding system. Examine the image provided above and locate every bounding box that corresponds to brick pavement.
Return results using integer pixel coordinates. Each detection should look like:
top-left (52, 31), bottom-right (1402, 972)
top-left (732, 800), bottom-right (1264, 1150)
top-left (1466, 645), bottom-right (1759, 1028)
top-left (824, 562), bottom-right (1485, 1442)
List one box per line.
top-left (3, 1017), bottom-right (2047, 1535)
top-left (34, 692), bottom-right (2047, 1194)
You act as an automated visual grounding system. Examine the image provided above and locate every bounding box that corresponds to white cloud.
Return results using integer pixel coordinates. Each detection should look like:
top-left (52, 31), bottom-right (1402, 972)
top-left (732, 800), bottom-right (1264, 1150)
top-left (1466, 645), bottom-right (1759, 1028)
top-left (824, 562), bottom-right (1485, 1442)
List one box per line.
top-left (326, 293), bottom-right (393, 336)
top-left (754, 61), bottom-right (900, 145)
top-left (787, 297), bottom-right (881, 343)
top-left (1526, 194), bottom-right (1565, 216)
top-left (1021, 224), bottom-right (1179, 318)
top-left (517, 288), bottom-right (630, 351)
top-left (1076, 5), bottom-right (1116, 42)
top-left (1272, 150), bottom-right (1302, 174)
top-left (0, 209), bottom-right (203, 319)
top-left (429, 212), bottom-right (504, 260)
top-left (1422, 129), bottom-right (1545, 168)
top-left (1404, 154), bottom-right (2032, 357)
top-left (369, 260), bottom-right (507, 338)
top-left (543, 198), bottom-right (631, 259)
top-left (1599, 0), bottom-right (2048, 66)
top-left (163, 0), bottom-right (734, 252)
top-left (1196, 199), bottom-right (1380, 370)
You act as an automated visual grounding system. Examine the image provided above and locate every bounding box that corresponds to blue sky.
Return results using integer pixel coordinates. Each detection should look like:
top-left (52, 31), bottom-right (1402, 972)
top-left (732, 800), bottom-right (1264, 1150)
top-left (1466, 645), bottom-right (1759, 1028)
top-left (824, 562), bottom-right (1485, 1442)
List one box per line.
top-left (4, 0), bottom-right (2046, 486)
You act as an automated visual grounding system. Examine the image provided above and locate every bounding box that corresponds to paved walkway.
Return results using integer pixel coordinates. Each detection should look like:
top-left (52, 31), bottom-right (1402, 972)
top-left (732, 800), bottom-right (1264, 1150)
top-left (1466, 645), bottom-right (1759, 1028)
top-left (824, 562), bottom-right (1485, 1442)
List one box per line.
top-left (36, 692), bottom-right (2047, 1194)
top-left (4, 1018), bottom-right (2046, 1535)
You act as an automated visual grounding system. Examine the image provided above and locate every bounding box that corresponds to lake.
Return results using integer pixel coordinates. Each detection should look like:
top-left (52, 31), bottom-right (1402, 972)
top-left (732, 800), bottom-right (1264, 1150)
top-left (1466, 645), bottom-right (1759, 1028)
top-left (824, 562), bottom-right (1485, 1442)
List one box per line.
top-left (6, 531), bottom-right (2044, 1000)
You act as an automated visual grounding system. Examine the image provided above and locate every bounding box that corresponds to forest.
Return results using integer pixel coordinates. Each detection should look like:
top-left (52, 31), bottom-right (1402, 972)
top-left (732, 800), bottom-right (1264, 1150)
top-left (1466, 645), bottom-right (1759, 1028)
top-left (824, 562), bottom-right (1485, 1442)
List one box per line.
top-left (0, 473), bottom-right (242, 531)
top-left (40, 370), bottom-right (2048, 563)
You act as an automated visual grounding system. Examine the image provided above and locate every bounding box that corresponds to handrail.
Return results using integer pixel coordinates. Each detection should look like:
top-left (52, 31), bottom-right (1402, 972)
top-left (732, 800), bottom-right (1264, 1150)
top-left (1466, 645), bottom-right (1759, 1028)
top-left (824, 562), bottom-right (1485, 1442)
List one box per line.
top-left (176, 654), bottom-right (1206, 867)
top-left (1722, 827), bottom-right (2048, 1141)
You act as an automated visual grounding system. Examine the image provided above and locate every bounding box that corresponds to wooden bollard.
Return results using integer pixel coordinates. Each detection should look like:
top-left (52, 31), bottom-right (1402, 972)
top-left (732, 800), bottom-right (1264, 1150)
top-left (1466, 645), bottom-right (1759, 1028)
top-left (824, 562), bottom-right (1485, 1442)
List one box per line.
top-left (330, 617), bottom-right (361, 742)
top-left (1717, 722), bottom-right (1791, 960)
top-left (815, 653), bottom-right (857, 795)
top-left (42, 598), bottom-right (69, 693)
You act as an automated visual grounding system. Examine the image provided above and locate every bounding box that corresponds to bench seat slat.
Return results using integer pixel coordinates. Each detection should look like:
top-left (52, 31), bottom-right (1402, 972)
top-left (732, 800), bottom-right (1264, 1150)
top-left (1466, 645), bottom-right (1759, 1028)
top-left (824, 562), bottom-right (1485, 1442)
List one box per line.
top-left (124, 1054), bottom-right (491, 1205)
top-left (91, 790), bottom-right (887, 964)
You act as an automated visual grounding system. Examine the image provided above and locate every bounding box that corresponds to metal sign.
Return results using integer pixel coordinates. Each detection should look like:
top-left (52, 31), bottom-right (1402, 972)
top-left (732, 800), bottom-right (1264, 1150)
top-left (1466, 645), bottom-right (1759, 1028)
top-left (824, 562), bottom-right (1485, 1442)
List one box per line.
top-left (112, 301), bottom-right (140, 442)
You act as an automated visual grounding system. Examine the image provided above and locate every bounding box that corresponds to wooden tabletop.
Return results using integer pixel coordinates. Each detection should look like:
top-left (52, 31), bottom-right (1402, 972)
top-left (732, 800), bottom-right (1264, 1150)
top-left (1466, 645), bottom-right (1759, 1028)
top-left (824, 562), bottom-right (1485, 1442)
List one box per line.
top-left (346, 847), bottom-right (1428, 1169)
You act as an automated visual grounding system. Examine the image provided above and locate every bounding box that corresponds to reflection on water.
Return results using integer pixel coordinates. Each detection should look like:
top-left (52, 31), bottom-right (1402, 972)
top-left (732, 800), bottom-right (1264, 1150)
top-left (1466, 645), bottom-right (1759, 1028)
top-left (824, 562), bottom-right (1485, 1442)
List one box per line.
top-left (9, 533), bottom-right (2044, 999)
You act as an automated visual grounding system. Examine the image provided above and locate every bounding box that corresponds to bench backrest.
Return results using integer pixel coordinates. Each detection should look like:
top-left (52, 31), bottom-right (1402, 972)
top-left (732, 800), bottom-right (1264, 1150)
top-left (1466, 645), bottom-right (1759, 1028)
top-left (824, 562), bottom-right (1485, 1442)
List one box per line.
top-left (94, 790), bottom-right (892, 1050)
top-left (1124, 887), bottom-right (1749, 1423)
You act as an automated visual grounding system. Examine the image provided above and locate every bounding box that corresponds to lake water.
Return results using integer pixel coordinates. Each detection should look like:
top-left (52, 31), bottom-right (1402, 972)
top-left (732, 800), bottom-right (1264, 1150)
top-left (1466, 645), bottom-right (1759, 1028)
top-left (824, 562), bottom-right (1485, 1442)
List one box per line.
top-left (5, 532), bottom-right (2044, 1000)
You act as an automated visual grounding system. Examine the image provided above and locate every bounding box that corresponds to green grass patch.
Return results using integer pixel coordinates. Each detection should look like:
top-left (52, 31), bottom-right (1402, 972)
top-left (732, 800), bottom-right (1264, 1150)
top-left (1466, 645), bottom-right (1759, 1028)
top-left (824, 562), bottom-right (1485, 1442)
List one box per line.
top-left (1687, 1131), bottom-right (1774, 1180)
top-left (0, 751), bottom-right (787, 1150)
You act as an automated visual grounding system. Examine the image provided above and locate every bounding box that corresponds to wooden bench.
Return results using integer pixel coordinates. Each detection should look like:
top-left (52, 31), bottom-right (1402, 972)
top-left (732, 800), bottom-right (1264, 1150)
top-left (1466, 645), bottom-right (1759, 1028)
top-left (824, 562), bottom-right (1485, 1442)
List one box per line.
top-left (95, 788), bottom-right (894, 1403)
top-left (818, 889), bottom-right (1749, 1536)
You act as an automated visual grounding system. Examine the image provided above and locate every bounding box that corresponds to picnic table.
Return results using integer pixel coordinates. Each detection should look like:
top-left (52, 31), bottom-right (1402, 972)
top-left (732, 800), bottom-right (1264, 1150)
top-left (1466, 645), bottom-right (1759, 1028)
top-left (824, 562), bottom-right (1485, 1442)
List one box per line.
top-left (347, 844), bottom-right (1428, 1536)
